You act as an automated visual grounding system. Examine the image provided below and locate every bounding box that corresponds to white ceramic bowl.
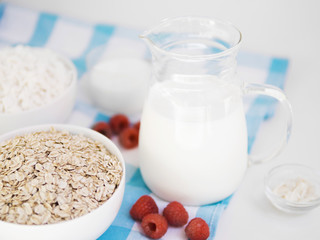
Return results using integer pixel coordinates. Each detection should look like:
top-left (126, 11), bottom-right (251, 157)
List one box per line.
top-left (82, 45), bottom-right (151, 117)
top-left (0, 53), bottom-right (77, 135)
top-left (0, 124), bottom-right (125, 240)
top-left (265, 164), bottom-right (320, 214)
top-left (86, 57), bottom-right (151, 116)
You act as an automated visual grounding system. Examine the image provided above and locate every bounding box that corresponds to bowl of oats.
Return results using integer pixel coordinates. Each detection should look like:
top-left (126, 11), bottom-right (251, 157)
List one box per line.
top-left (0, 45), bottom-right (77, 135)
top-left (0, 124), bottom-right (125, 240)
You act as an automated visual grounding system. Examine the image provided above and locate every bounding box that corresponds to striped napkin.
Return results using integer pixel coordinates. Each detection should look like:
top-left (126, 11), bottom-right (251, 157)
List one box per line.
top-left (0, 3), bottom-right (289, 239)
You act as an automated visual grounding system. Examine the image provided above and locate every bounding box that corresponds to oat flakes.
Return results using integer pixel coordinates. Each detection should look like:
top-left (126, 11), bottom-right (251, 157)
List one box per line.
top-left (0, 128), bottom-right (123, 225)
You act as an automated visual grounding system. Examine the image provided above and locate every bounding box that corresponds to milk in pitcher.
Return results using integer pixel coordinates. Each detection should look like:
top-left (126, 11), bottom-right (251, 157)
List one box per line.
top-left (139, 77), bottom-right (248, 205)
top-left (139, 16), bottom-right (292, 206)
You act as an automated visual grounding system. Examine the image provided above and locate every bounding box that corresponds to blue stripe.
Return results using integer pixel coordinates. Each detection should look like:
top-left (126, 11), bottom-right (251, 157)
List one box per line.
top-left (246, 57), bottom-right (289, 152)
top-left (74, 101), bottom-right (98, 118)
top-left (105, 187), bottom-right (136, 230)
top-left (0, 3), bottom-right (6, 20)
top-left (98, 226), bottom-right (131, 240)
top-left (89, 24), bottom-right (115, 50)
top-left (98, 165), bottom-right (151, 239)
top-left (269, 58), bottom-right (289, 75)
top-left (126, 169), bottom-right (150, 190)
top-left (28, 13), bottom-right (58, 47)
top-left (196, 205), bottom-right (224, 239)
top-left (263, 58), bottom-right (289, 119)
top-left (73, 24), bottom-right (115, 77)
top-left (126, 231), bottom-right (150, 240)
top-left (111, 185), bottom-right (150, 228)
top-left (196, 195), bottom-right (231, 239)
top-left (265, 58), bottom-right (289, 89)
top-left (238, 51), bottom-right (270, 69)
top-left (124, 163), bottom-right (139, 184)
top-left (94, 112), bottom-right (111, 123)
top-left (246, 112), bottom-right (264, 152)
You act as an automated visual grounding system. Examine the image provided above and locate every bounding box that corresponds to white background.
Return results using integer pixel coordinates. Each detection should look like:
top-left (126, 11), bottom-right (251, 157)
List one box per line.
top-left (6, 0), bottom-right (320, 239)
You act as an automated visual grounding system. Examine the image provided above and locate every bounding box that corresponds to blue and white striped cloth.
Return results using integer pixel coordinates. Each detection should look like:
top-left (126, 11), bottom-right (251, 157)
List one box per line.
top-left (0, 3), bottom-right (289, 239)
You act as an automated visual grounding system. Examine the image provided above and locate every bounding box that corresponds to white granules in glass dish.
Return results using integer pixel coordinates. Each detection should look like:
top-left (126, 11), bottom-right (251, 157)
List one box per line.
top-left (273, 177), bottom-right (319, 203)
top-left (0, 45), bottom-right (73, 113)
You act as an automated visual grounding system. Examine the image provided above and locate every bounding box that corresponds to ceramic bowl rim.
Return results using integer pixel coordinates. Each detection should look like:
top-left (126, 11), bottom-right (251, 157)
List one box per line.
top-left (0, 124), bottom-right (126, 229)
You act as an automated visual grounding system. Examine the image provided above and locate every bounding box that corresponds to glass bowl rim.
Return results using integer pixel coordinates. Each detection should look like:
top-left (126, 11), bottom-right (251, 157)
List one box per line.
top-left (264, 163), bottom-right (320, 209)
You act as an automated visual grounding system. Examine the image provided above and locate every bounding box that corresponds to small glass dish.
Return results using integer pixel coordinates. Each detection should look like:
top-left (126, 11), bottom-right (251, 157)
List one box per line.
top-left (265, 163), bottom-right (320, 213)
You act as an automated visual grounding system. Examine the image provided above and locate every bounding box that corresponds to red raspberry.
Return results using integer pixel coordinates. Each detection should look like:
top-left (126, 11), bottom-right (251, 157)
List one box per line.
top-left (92, 121), bottom-right (112, 138)
top-left (119, 127), bottom-right (139, 149)
top-left (133, 121), bottom-right (140, 132)
top-left (163, 201), bottom-right (189, 227)
top-left (185, 218), bottom-right (210, 240)
top-left (109, 114), bottom-right (130, 134)
top-left (141, 214), bottom-right (168, 239)
top-left (130, 195), bottom-right (159, 221)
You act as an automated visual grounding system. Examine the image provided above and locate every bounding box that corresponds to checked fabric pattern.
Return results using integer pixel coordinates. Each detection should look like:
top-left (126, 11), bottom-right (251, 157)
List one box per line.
top-left (0, 3), bottom-right (289, 239)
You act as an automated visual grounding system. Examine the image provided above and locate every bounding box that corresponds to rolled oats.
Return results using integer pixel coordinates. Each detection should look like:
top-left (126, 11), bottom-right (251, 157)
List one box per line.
top-left (0, 128), bottom-right (123, 225)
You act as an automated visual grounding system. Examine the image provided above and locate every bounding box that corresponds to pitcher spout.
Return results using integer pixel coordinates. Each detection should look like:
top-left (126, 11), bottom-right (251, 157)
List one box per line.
top-left (139, 31), bottom-right (153, 48)
top-left (139, 25), bottom-right (165, 54)
top-left (139, 17), bottom-right (182, 55)
top-left (139, 16), bottom-right (242, 81)
top-left (140, 16), bottom-right (241, 60)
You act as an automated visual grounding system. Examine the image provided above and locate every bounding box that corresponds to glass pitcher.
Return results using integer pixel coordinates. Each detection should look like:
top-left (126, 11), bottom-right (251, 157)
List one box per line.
top-left (138, 17), bottom-right (292, 205)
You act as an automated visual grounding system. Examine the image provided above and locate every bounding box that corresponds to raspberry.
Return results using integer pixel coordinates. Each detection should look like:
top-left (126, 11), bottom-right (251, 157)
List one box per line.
top-left (109, 114), bottom-right (130, 134)
top-left (141, 214), bottom-right (168, 239)
top-left (133, 121), bottom-right (140, 132)
top-left (92, 121), bottom-right (112, 138)
top-left (185, 218), bottom-right (210, 240)
top-left (130, 195), bottom-right (159, 221)
top-left (119, 127), bottom-right (139, 149)
top-left (163, 201), bottom-right (188, 227)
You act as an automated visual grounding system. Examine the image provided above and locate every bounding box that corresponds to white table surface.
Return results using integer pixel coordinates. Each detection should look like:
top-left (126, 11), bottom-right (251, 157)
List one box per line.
top-left (7, 0), bottom-right (320, 239)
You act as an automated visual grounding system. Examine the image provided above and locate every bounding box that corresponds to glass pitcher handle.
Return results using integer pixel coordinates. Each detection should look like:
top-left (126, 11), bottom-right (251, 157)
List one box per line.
top-left (243, 83), bottom-right (293, 165)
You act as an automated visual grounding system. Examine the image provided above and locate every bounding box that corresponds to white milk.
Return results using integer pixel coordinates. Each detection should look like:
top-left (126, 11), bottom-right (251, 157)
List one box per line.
top-left (139, 77), bottom-right (248, 205)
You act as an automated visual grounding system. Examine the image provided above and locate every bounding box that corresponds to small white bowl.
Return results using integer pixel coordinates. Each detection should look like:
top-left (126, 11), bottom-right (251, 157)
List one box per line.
top-left (0, 53), bottom-right (77, 135)
top-left (0, 124), bottom-right (125, 240)
top-left (82, 45), bottom-right (151, 117)
top-left (86, 57), bottom-right (151, 116)
top-left (265, 164), bottom-right (320, 214)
